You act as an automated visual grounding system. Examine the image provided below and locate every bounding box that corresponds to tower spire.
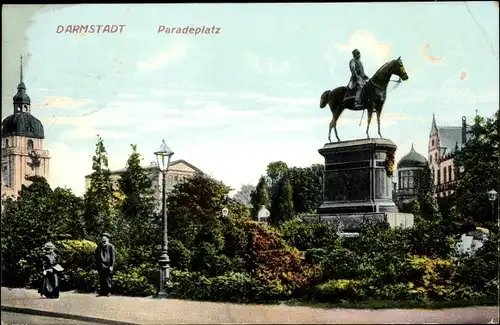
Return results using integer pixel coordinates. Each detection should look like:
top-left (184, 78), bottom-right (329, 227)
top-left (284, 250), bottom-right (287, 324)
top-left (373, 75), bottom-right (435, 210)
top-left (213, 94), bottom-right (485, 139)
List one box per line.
top-left (20, 55), bottom-right (23, 83)
top-left (12, 54), bottom-right (30, 112)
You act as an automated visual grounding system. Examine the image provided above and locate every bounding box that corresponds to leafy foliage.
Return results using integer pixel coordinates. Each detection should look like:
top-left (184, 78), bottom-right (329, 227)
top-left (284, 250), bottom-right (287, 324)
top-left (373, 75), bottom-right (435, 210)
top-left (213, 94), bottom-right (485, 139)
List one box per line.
top-left (117, 144), bottom-right (159, 247)
top-left (2, 132), bottom-right (498, 306)
top-left (250, 176), bottom-right (271, 219)
top-left (167, 173), bottom-right (230, 249)
top-left (83, 135), bottom-right (116, 239)
top-left (270, 173), bottom-right (294, 225)
top-left (454, 111), bottom-right (499, 225)
top-left (288, 164), bottom-right (323, 214)
top-left (279, 219), bottom-right (338, 251)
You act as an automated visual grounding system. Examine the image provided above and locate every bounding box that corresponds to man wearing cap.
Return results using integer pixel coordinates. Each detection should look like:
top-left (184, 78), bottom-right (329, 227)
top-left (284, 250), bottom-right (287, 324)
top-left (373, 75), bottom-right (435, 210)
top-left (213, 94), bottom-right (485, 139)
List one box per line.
top-left (348, 49), bottom-right (370, 109)
top-left (94, 232), bottom-right (116, 297)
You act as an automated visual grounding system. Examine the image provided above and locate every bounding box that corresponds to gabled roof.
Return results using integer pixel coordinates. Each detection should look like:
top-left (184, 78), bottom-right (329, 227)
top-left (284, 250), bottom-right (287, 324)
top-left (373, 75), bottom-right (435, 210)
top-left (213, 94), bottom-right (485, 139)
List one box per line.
top-left (84, 159), bottom-right (203, 178)
top-left (170, 159), bottom-right (203, 174)
top-left (430, 114), bottom-right (472, 156)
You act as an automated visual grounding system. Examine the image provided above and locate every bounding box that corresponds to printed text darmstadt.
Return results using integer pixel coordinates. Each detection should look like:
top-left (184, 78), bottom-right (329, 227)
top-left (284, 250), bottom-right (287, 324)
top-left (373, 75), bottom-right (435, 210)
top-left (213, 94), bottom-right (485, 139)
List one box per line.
top-left (56, 25), bottom-right (126, 34)
top-left (158, 25), bottom-right (221, 35)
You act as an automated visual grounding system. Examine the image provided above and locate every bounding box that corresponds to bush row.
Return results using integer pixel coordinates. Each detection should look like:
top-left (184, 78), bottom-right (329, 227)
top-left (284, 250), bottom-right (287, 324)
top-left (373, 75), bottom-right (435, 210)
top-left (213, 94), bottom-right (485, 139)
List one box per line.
top-left (3, 233), bottom-right (497, 304)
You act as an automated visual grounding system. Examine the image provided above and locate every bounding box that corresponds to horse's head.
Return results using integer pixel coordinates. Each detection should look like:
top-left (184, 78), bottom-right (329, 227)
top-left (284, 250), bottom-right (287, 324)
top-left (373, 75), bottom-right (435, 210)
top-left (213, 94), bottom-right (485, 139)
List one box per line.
top-left (394, 56), bottom-right (409, 81)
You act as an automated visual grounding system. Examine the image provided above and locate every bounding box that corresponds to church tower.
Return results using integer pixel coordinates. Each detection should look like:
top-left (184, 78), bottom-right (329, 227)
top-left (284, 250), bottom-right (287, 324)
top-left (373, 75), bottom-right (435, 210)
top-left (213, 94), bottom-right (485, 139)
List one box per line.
top-left (1, 56), bottom-right (50, 196)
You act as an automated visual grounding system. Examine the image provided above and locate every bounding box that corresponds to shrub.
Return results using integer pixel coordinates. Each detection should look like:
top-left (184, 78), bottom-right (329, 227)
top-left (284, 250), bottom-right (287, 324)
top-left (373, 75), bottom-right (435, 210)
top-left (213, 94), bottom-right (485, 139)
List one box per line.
top-left (313, 279), bottom-right (368, 302)
top-left (279, 219), bottom-right (338, 251)
top-left (191, 242), bottom-right (239, 277)
top-left (407, 219), bottom-right (457, 259)
top-left (169, 239), bottom-right (192, 270)
top-left (55, 239), bottom-right (98, 292)
top-left (399, 255), bottom-right (456, 302)
top-left (169, 270), bottom-right (207, 300)
top-left (243, 220), bottom-right (314, 294)
top-left (322, 247), bottom-right (360, 280)
top-left (453, 231), bottom-right (499, 298)
top-left (169, 269), bottom-right (290, 304)
top-left (201, 271), bottom-right (263, 303)
top-left (113, 264), bottom-right (156, 297)
top-left (372, 282), bottom-right (423, 301)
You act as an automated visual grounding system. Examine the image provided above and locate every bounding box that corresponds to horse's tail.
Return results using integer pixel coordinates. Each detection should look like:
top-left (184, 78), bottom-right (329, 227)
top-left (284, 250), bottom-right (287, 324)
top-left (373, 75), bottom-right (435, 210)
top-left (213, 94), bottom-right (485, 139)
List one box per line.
top-left (320, 90), bottom-right (330, 109)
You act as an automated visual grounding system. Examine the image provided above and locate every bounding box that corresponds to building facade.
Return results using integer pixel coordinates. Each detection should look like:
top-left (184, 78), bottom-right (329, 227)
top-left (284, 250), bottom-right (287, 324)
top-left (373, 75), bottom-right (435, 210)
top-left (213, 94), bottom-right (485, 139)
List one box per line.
top-left (84, 159), bottom-right (202, 195)
top-left (394, 144), bottom-right (428, 207)
top-left (428, 114), bottom-right (470, 198)
top-left (1, 57), bottom-right (50, 199)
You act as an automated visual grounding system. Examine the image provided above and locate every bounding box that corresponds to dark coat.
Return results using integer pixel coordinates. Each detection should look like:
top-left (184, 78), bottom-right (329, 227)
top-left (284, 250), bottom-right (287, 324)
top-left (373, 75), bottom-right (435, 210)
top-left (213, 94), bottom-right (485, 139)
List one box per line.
top-left (94, 242), bottom-right (116, 270)
top-left (38, 253), bottom-right (60, 298)
top-left (348, 58), bottom-right (369, 89)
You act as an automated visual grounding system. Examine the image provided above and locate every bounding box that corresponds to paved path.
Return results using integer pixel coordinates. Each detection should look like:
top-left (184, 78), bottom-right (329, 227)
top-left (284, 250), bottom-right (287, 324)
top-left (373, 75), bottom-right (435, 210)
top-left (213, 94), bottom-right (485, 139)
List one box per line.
top-left (1, 287), bottom-right (498, 324)
top-left (1, 311), bottom-right (102, 325)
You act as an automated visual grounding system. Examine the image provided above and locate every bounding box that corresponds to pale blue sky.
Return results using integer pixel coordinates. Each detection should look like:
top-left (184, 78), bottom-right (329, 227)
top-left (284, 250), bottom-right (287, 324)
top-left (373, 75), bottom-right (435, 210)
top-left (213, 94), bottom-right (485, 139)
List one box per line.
top-left (2, 3), bottom-right (499, 195)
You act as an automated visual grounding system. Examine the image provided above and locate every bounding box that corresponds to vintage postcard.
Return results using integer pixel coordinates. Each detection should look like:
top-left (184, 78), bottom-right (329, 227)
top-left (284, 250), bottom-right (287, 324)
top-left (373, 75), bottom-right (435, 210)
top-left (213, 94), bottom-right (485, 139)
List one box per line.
top-left (1, 3), bottom-right (499, 324)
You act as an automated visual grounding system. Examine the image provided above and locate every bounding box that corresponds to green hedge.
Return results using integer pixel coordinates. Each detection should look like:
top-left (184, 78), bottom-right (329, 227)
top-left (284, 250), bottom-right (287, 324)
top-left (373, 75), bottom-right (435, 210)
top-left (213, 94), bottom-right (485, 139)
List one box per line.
top-left (55, 239), bottom-right (98, 293)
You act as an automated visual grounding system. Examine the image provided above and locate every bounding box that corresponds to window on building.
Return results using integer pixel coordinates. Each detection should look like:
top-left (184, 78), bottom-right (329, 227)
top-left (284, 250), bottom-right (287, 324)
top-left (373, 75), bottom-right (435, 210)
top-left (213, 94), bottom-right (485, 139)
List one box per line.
top-left (431, 139), bottom-right (435, 146)
top-left (443, 167), bottom-right (447, 183)
top-left (434, 153), bottom-right (438, 162)
top-left (4, 139), bottom-right (8, 148)
top-left (429, 155), bottom-right (432, 165)
top-left (399, 170), bottom-right (416, 191)
top-left (27, 139), bottom-right (34, 151)
top-left (448, 165), bottom-right (453, 182)
top-left (437, 169), bottom-right (441, 185)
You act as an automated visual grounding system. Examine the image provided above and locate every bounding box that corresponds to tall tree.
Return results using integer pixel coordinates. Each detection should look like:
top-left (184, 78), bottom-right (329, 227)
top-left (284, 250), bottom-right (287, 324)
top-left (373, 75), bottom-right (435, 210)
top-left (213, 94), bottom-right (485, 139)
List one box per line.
top-left (83, 135), bottom-right (115, 239)
top-left (233, 184), bottom-right (255, 207)
top-left (270, 173), bottom-right (294, 225)
top-left (50, 187), bottom-right (85, 239)
top-left (454, 111), bottom-right (499, 225)
top-left (266, 161), bottom-right (288, 196)
top-left (167, 173), bottom-right (231, 249)
top-left (288, 164), bottom-right (324, 214)
top-left (1, 177), bottom-right (57, 286)
top-left (416, 162), bottom-right (441, 220)
top-left (118, 144), bottom-right (159, 247)
top-left (250, 176), bottom-right (271, 219)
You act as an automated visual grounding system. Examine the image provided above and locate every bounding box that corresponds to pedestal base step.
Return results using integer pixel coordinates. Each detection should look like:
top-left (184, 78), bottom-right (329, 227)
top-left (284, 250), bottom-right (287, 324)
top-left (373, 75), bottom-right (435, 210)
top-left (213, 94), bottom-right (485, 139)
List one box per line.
top-left (301, 212), bottom-right (414, 233)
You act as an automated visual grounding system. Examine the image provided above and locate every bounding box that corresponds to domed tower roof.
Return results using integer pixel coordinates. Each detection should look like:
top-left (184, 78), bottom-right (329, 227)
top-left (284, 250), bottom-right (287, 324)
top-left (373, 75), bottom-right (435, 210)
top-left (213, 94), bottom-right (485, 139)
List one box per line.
top-left (2, 114), bottom-right (45, 139)
top-left (1, 55), bottom-right (44, 139)
top-left (397, 143), bottom-right (428, 169)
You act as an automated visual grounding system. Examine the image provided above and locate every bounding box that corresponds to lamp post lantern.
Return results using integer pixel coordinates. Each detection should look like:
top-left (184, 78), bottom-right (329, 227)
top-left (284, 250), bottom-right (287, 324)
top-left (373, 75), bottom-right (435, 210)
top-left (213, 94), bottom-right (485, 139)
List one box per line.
top-left (487, 189), bottom-right (498, 222)
top-left (154, 139), bottom-right (174, 298)
top-left (222, 195), bottom-right (229, 218)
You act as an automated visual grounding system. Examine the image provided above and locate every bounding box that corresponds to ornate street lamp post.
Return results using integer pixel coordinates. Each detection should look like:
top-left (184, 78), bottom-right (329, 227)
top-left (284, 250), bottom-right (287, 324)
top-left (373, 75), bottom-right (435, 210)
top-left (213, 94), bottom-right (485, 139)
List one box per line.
top-left (487, 189), bottom-right (498, 222)
top-left (154, 139), bottom-right (174, 298)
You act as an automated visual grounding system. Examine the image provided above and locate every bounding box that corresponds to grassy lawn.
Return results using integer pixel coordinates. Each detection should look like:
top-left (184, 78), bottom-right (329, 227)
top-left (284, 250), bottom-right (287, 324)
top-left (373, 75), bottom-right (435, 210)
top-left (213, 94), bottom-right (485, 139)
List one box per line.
top-left (283, 298), bottom-right (499, 309)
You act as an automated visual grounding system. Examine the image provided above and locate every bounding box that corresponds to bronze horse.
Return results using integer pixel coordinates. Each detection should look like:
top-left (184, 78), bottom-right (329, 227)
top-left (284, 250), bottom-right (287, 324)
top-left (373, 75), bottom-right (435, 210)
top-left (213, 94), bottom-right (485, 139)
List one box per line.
top-left (320, 57), bottom-right (409, 142)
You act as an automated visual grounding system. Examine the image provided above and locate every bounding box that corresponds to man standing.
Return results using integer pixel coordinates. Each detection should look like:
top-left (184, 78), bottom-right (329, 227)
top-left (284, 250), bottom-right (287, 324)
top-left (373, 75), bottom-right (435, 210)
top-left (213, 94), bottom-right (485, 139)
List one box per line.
top-left (94, 232), bottom-right (116, 297)
top-left (348, 49), bottom-right (370, 109)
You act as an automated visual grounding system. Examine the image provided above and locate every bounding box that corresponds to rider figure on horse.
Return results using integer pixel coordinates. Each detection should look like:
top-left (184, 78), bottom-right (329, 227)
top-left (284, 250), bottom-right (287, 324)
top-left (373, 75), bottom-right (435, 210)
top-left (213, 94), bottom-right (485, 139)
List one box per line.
top-left (348, 49), bottom-right (370, 109)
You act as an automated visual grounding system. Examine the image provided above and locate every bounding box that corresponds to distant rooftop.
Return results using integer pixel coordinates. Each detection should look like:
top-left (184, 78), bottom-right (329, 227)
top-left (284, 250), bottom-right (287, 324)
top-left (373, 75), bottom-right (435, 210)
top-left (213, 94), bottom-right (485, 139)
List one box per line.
top-left (84, 159), bottom-right (202, 178)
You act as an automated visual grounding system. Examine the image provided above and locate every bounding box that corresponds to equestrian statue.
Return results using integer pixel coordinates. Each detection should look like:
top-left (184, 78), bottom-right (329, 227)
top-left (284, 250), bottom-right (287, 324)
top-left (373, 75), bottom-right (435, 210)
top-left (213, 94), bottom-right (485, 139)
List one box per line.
top-left (320, 49), bottom-right (409, 142)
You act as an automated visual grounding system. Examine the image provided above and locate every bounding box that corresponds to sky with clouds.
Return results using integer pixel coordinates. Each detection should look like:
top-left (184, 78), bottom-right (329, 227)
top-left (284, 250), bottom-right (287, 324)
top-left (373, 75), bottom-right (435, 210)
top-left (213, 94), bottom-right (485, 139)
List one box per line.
top-left (2, 3), bottom-right (499, 196)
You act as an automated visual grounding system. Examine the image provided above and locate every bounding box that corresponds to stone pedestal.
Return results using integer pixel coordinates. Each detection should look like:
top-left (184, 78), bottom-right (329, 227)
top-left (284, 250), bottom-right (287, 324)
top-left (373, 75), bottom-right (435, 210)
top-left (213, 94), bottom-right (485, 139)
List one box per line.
top-left (314, 138), bottom-right (411, 232)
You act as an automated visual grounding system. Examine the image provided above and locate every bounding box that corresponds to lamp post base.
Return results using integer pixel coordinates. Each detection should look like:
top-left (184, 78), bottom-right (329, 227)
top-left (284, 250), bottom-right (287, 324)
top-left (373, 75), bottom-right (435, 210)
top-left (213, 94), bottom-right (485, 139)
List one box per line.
top-left (154, 291), bottom-right (169, 299)
top-left (156, 252), bottom-right (170, 299)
